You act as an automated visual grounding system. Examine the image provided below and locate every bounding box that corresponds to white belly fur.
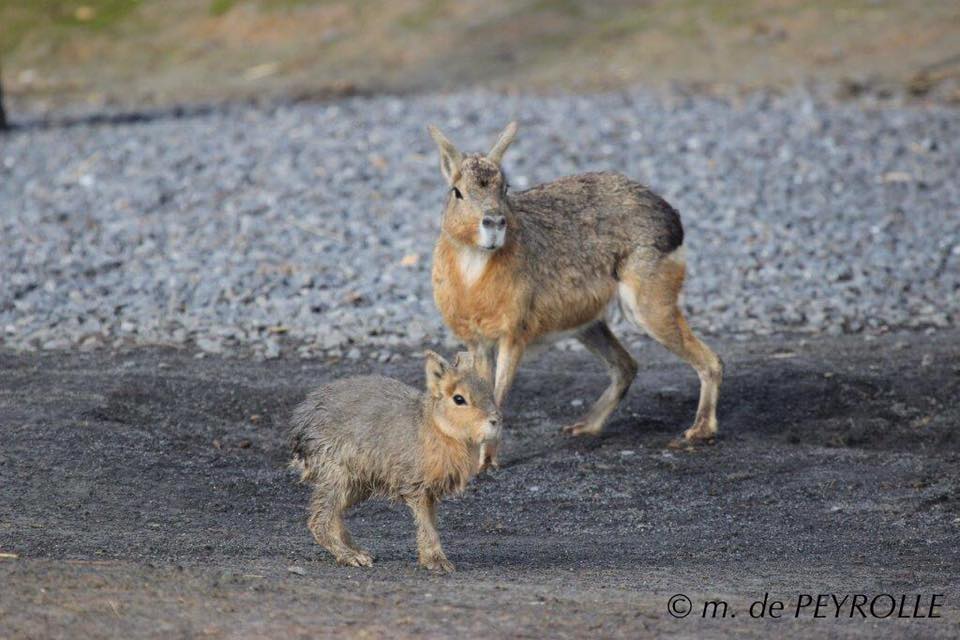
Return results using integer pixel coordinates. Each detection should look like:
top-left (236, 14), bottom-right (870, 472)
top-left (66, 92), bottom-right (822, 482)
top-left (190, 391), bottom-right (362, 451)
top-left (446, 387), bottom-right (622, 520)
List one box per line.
top-left (526, 302), bottom-right (616, 356)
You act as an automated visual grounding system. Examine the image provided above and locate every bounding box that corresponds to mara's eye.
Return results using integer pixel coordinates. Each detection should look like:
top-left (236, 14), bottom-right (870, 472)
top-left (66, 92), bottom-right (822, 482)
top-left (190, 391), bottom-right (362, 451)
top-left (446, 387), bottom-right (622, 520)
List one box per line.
top-left (452, 394), bottom-right (467, 406)
top-left (452, 186), bottom-right (463, 200)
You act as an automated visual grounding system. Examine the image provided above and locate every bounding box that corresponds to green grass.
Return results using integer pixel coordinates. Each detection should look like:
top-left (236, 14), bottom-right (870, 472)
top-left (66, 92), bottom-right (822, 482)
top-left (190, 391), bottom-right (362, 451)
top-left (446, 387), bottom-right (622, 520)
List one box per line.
top-left (1, 0), bottom-right (954, 107)
top-left (1, 0), bottom-right (340, 58)
top-left (208, 0), bottom-right (236, 16)
top-left (530, 0), bottom-right (583, 18)
top-left (208, 0), bottom-right (329, 17)
top-left (397, 0), bottom-right (446, 30)
top-left (0, 0), bottom-right (142, 54)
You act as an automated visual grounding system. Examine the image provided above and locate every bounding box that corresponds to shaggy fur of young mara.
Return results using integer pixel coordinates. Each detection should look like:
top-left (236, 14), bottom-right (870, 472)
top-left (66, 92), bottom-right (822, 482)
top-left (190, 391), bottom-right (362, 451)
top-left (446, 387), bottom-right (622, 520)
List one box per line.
top-left (289, 353), bottom-right (500, 572)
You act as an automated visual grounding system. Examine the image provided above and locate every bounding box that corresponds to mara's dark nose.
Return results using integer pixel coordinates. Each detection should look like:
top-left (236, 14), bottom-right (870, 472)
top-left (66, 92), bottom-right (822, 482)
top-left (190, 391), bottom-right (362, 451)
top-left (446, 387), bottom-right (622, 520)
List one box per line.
top-left (482, 215), bottom-right (506, 230)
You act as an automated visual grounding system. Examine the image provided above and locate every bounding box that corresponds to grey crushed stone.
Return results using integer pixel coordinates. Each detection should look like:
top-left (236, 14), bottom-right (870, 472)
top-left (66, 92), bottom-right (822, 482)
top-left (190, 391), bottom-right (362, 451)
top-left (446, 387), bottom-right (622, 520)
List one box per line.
top-left (1, 90), bottom-right (958, 358)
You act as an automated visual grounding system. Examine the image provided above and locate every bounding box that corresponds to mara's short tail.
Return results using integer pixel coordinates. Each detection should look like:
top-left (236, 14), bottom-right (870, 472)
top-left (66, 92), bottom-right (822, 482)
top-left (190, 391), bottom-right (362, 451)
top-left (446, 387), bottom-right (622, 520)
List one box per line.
top-left (288, 410), bottom-right (318, 483)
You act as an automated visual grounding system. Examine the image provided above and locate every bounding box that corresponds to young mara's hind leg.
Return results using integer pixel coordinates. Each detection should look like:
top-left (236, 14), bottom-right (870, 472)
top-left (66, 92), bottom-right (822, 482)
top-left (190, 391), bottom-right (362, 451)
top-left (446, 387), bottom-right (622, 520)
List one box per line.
top-left (620, 249), bottom-right (723, 442)
top-left (307, 482), bottom-right (373, 567)
top-left (563, 321), bottom-right (638, 436)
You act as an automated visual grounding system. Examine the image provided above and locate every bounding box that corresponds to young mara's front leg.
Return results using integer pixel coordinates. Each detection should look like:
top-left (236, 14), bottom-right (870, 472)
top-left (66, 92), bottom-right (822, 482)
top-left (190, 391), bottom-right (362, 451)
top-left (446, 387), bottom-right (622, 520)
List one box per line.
top-left (407, 495), bottom-right (454, 573)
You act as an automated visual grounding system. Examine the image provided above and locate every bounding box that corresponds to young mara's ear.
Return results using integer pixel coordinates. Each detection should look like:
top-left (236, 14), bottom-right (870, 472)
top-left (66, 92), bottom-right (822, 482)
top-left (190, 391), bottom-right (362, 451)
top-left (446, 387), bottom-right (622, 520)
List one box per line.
top-left (424, 350), bottom-right (451, 396)
top-left (487, 121), bottom-right (518, 165)
top-left (452, 351), bottom-right (475, 372)
top-left (427, 125), bottom-right (463, 185)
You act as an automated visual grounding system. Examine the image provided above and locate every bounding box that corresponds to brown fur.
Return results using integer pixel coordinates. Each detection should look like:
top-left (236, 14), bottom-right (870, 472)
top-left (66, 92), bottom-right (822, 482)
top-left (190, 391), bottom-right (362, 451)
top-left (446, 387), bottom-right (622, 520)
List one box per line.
top-left (289, 351), bottom-right (500, 572)
top-left (427, 123), bottom-right (722, 445)
top-left (421, 427), bottom-right (473, 494)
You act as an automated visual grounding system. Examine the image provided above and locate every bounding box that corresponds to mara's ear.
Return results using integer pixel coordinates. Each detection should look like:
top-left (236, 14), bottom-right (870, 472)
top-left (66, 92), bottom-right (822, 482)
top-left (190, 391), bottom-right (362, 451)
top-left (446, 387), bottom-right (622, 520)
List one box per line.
top-left (424, 350), bottom-right (451, 396)
top-left (487, 121), bottom-right (518, 165)
top-left (427, 125), bottom-right (463, 185)
top-left (452, 351), bottom-right (475, 371)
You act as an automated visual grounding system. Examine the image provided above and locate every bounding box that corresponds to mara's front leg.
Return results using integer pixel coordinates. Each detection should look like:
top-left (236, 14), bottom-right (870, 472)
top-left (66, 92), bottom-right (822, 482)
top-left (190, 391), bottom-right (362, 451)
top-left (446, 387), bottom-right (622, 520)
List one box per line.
top-left (479, 338), bottom-right (524, 470)
top-left (469, 342), bottom-right (495, 386)
top-left (493, 337), bottom-right (524, 407)
top-left (471, 341), bottom-right (498, 471)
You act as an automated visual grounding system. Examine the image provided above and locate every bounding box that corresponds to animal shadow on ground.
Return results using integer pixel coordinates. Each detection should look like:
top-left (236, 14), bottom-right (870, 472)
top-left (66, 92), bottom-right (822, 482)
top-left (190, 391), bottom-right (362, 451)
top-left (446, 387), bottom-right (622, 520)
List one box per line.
top-left (506, 351), bottom-right (956, 461)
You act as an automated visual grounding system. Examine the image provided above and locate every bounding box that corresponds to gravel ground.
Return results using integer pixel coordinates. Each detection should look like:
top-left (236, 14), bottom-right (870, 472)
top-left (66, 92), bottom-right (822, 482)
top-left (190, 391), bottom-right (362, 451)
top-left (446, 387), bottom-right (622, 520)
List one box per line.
top-left (2, 330), bottom-right (959, 638)
top-left (2, 90), bottom-right (958, 358)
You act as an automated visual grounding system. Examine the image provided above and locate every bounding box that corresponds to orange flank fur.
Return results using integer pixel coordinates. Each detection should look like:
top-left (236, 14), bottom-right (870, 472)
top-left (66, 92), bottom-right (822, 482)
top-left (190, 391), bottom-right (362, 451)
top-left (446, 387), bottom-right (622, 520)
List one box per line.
top-left (433, 234), bottom-right (617, 345)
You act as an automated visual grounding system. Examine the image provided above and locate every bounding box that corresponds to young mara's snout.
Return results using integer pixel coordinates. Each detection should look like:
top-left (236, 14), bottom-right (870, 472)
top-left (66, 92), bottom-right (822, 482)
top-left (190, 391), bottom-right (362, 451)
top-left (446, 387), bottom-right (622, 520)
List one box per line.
top-left (482, 410), bottom-right (503, 442)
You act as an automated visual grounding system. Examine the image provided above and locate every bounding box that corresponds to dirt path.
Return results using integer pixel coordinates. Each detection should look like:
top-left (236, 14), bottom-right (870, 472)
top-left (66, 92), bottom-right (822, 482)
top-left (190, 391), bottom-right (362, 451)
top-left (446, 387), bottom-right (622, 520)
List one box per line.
top-left (4, 1), bottom-right (960, 112)
top-left (1, 330), bottom-right (959, 638)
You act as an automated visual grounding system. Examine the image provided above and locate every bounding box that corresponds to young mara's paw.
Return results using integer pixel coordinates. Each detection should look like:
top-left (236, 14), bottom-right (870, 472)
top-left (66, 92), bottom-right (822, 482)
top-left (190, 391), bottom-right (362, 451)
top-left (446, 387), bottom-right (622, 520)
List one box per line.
top-left (478, 440), bottom-right (500, 472)
top-left (478, 453), bottom-right (499, 472)
top-left (420, 554), bottom-right (455, 573)
top-left (337, 550), bottom-right (374, 568)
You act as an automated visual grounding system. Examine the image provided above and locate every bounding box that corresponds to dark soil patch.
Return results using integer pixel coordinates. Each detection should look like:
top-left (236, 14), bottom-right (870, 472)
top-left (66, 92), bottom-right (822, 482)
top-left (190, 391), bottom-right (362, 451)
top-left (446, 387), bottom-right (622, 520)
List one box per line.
top-left (1, 330), bottom-right (958, 638)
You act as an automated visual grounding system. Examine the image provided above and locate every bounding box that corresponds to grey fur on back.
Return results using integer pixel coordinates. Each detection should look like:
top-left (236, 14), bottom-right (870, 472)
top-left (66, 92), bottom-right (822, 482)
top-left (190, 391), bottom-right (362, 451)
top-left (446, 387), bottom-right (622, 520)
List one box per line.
top-left (511, 171), bottom-right (683, 267)
top-left (289, 376), bottom-right (426, 499)
top-left (502, 171), bottom-right (684, 329)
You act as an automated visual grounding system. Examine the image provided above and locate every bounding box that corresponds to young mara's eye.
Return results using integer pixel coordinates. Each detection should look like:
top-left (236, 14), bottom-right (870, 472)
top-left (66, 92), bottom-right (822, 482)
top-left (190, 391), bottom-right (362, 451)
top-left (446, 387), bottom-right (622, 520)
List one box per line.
top-left (452, 186), bottom-right (463, 200)
top-left (452, 394), bottom-right (467, 406)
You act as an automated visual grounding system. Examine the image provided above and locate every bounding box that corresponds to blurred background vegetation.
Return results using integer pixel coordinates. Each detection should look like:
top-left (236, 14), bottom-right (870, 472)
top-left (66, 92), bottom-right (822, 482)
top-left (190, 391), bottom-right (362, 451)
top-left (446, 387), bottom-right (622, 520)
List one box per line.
top-left (1, 0), bottom-right (959, 111)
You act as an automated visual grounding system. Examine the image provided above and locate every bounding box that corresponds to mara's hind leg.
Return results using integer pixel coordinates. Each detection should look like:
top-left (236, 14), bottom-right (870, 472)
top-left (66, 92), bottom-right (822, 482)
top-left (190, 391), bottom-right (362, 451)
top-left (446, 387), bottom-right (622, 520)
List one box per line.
top-left (563, 321), bottom-right (638, 436)
top-left (307, 482), bottom-right (374, 567)
top-left (620, 250), bottom-right (723, 442)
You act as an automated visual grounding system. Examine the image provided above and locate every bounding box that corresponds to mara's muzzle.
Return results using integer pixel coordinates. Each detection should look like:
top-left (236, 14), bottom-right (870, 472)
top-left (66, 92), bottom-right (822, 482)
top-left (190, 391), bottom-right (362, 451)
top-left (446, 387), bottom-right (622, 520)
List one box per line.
top-left (478, 214), bottom-right (507, 250)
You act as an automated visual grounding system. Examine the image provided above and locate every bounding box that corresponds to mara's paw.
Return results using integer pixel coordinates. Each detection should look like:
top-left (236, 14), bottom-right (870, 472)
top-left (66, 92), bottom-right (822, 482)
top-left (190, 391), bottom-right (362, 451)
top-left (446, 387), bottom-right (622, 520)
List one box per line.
top-left (683, 421), bottom-right (717, 443)
top-left (419, 554), bottom-right (455, 573)
top-left (336, 550), bottom-right (374, 568)
top-left (562, 421), bottom-right (602, 437)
